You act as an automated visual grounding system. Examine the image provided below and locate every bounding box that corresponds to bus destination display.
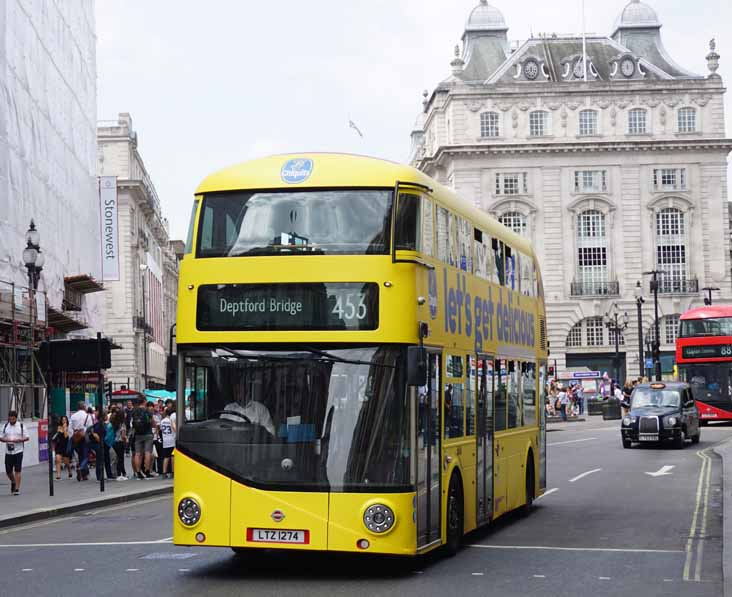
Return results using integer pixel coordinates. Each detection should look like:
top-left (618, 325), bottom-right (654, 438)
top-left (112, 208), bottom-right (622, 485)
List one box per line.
top-left (197, 283), bottom-right (378, 331)
top-left (681, 344), bottom-right (732, 359)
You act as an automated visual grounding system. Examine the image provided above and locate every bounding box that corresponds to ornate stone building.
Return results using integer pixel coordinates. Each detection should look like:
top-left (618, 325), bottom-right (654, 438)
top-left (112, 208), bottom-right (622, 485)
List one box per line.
top-left (411, 0), bottom-right (732, 380)
top-left (97, 114), bottom-right (182, 391)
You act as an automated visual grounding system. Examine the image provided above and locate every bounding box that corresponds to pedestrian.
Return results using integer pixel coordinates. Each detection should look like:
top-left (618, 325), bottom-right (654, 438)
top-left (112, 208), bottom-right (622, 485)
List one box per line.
top-left (131, 397), bottom-right (154, 480)
top-left (70, 401), bottom-right (92, 481)
top-left (558, 385), bottom-right (569, 421)
top-left (622, 381), bottom-right (633, 416)
top-left (1, 410), bottom-right (29, 495)
top-left (86, 410), bottom-right (109, 482)
top-left (150, 401), bottom-right (163, 474)
top-left (103, 410), bottom-right (116, 480)
top-left (53, 415), bottom-right (73, 479)
top-left (576, 383), bottom-right (585, 416)
top-left (160, 405), bottom-right (176, 479)
top-left (111, 409), bottom-right (128, 480)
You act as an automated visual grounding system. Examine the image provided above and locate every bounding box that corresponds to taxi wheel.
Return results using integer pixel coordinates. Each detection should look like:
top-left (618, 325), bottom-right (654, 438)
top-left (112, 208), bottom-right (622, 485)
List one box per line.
top-left (673, 429), bottom-right (686, 449)
top-left (691, 431), bottom-right (701, 444)
top-left (445, 474), bottom-right (463, 557)
top-left (622, 438), bottom-right (632, 449)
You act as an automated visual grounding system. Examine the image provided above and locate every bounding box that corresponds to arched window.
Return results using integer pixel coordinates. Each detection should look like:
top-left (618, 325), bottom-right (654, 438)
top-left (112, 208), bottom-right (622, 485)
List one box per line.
top-left (628, 108), bottom-right (647, 134)
top-left (566, 322), bottom-right (582, 347)
top-left (529, 110), bottom-right (549, 137)
top-left (655, 208), bottom-right (687, 293)
top-left (578, 109), bottom-right (598, 136)
top-left (575, 210), bottom-right (608, 295)
top-left (480, 111), bottom-right (500, 137)
top-left (677, 107), bottom-right (696, 133)
top-left (499, 211), bottom-right (527, 236)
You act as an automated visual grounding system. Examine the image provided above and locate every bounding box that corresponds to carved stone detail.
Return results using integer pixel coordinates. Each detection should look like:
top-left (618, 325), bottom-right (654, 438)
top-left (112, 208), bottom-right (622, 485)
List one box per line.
top-left (560, 107), bottom-right (568, 129)
top-left (609, 107), bottom-right (617, 127)
top-left (511, 110), bottom-right (519, 129)
top-left (663, 96), bottom-right (681, 108)
top-left (594, 99), bottom-right (611, 109)
top-left (692, 94), bottom-right (710, 106)
top-left (466, 100), bottom-right (484, 113)
top-left (546, 102), bottom-right (562, 111)
top-left (517, 102), bottom-right (532, 112)
top-left (566, 101), bottom-right (581, 111)
top-left (496, 101), bottom-right (513, 112)
top-left (659, 105), bottom-right (667, 127)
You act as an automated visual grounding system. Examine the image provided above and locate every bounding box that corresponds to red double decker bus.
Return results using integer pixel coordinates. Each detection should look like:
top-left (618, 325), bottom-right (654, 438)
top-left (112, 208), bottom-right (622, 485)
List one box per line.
top-left (676, 305), bottom-right (732, 423)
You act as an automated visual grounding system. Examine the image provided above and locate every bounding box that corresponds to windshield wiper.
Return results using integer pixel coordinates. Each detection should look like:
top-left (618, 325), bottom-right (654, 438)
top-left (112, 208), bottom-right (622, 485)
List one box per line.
top-left (298, 346), bottom-right (396, 368)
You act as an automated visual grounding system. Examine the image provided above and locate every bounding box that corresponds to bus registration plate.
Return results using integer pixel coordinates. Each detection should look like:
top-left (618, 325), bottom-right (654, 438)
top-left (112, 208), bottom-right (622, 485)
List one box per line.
top-left (247, 528), bottom-right (310, 544)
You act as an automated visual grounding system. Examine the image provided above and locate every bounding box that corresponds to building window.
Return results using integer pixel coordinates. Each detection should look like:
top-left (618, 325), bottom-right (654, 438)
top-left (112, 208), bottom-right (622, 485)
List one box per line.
top-left (656, 208), bottom-right (687, 293)
top-left (529, 111), bottom-right (549, 137)
top-left (480, 112), bottom-right (500, 137)
top-left (567, 322), bottom-right (582, 347)
top-left (609, 329), bottom-right (625, 346)
top-left (586, 317), bottom-right (604, 347)
top-left (677, 107), bottom-right (696, 133)
top-left (576, 210), bottom-right (608, 295)
top-left (665, 315), bottom-right (680, 344)
top-left (495, 172), bottom-right (528, 195)
top-left (574, 170), bottom-right (608, 193)
top-left (628, 108), bottom-right (647, 134)
top-left (498, 212), bottom-right (527, 236)
top-left (578, 110), bottom-right (598, 136)
top-left (652, 168), bottom-right (686, 192)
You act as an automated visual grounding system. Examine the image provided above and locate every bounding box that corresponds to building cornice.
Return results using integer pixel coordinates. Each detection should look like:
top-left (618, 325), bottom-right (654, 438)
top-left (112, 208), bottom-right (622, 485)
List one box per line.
top-left (418, 138), bottom-right (732, 168)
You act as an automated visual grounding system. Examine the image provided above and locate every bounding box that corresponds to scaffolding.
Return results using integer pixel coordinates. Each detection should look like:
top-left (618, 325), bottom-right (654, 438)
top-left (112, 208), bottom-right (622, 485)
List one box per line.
top-left (0, 279), bottom-right (48, 420)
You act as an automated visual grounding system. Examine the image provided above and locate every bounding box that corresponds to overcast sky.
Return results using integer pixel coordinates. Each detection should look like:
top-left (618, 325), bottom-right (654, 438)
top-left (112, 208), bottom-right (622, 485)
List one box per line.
top-left (96, 0), bottom-right (731, 241)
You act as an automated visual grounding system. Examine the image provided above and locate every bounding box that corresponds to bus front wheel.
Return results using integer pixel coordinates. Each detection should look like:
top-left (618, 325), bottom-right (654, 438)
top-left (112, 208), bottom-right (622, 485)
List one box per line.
top-left (445, 474), bottom-right (463, 557)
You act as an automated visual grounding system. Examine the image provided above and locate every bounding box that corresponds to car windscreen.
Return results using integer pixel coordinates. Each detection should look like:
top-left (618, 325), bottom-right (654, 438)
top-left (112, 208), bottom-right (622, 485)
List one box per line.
top-left (631, 388), bottom-right (681, 409)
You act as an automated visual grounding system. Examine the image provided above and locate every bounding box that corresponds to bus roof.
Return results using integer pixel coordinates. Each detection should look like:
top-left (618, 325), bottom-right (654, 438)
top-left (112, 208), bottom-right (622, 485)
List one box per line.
top-left (195, 152), bottom-right (536, 260)
top-left (680, 305), bottom-right (732, 320)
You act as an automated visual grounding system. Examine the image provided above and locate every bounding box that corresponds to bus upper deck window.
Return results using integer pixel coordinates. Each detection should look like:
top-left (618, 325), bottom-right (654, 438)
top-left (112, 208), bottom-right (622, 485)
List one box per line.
top-left (184, 199), bottom-right (199, 254)
top-left (395, 193), bottom-right (421, 251)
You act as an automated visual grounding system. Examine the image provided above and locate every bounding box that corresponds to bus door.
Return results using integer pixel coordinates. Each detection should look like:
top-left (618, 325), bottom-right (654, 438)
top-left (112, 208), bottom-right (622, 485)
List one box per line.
top-left (493, 359), bottom-right (508, 518)
top-left (417, 351), bottom-right (442, 548)
top-left (476, 356), bottom-right (494, 524)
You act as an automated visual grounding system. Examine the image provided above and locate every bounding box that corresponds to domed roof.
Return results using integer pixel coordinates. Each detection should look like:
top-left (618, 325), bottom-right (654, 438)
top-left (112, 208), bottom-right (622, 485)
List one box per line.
top-left (465, 0), bottom-right (507, 32)
top-left (615, 0), bottom-right (661, 29)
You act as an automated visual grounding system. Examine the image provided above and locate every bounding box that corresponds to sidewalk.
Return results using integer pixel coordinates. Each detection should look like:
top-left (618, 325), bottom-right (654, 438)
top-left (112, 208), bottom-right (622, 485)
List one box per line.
top-left (714, 439), bottom-right (732, 597)
top-left (0, 452), bottom-right (173, 529)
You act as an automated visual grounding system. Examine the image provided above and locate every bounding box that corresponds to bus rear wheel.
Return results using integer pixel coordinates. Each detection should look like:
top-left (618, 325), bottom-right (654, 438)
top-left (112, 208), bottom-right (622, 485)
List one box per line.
top-left (445, 474), bottom-right (463, 557)
top-left (521, 458), bottom-right (535, 516)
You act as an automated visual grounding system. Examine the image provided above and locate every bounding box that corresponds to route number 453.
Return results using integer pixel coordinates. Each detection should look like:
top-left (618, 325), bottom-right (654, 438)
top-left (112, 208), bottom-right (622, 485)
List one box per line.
top-left (332, 293), bottom-right (367, 321)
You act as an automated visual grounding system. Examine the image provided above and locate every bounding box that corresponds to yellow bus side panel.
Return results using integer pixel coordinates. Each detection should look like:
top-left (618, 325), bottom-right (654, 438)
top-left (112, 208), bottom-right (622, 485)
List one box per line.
top-left (328, 493), bottom-right (416, 554)
top-left (230, 483), bottom-right (330, 551)
top-left (173, 452), bottom-right (231, 547)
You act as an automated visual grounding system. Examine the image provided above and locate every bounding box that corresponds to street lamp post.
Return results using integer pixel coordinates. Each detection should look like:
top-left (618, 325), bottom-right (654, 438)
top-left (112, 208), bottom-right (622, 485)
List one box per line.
top-left (22, 220), bottom-right (49, 495)
top-left (603, 303), bottom-right (629, 385)
top-left (643, 270), bottom-right (665, 382)
top-left (634, 281), bottom-right (645, 379)
top-left (140, 263), bottom-right (149, 391)
top-left (702, 286), bottom-right (720, 306)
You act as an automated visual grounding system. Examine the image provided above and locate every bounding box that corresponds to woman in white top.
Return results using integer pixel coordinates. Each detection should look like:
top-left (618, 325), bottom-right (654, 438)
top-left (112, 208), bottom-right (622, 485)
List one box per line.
top-left (160, 406), bottom-right (176, 479)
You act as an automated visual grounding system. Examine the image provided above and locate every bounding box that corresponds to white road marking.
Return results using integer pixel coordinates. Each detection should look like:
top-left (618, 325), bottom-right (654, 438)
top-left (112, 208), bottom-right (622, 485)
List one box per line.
top-left (598, 577), bottom-right (611, 580)
top-left (0, 538), bottom-right (175, 548)
top-left (126, 569), bottom-right (139, 572)
top-left (178, 569), bottom-right (190, 572)
top-left (412, 571), bottom-right (424, 574)
top-left (533, 574), bottom-right (546, 578)
top-left (663, 579), bottom-right (673, 582)
top-left (535, 488), bottom-right (558, 500)
top-left (21, 568), bottom-right (32, 572)
top-left (467, 544), bottom-right (683, 554)
top-left (645, 465), bottom-right (675, 477)
top-left (548, 437), bottom-right (597, 447)
top-left (569, 468), bottom-right (602, 483)
top-left (74, 568), bottom-right (84, 572)
top-left (471, 572), bottom-right (484, 576)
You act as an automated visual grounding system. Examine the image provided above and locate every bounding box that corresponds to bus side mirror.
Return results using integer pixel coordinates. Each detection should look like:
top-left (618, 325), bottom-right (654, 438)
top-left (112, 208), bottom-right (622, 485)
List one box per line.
top-left (165, 355), bottom-right (177, 392)
top-left (407, 346), bottom-right (427, 386)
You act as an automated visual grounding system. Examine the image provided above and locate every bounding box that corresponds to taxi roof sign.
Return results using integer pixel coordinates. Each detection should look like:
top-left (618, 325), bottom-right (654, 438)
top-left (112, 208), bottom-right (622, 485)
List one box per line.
top-left (650, 382), bottom-right (666, 389)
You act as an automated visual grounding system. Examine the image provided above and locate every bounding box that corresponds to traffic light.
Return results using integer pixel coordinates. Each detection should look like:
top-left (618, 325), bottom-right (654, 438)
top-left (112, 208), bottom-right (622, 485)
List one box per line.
top-left (548, 365), bottom-right (555, 377)
top-left (105, 381), bottom-right (113, 403)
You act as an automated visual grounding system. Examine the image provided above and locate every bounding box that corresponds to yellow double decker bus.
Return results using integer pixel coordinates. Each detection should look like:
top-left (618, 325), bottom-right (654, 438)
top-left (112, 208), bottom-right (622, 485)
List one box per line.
top-left (173, 153), bottom-right (548, 556)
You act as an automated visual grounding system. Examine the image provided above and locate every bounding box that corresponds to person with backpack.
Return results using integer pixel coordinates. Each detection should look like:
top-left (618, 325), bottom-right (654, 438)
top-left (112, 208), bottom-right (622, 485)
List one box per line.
top-left (69, 401), bottom-right (92, 481)
top-left (131, 396), bottom-right (154, 480)
top-left (1, 410), bottom-right (29, 495)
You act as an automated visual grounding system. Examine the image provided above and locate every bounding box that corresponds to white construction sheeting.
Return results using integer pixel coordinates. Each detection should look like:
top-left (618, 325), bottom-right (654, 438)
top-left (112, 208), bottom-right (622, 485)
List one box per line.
top-left (0, 0), bottom-right (101, 333)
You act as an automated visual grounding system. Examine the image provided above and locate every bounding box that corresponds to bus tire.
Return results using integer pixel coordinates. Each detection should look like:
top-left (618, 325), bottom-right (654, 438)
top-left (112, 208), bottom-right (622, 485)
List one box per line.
top-left (445, 473), bottom-right (463, 557)
top-left (521, 455), bottom-right (535, 516)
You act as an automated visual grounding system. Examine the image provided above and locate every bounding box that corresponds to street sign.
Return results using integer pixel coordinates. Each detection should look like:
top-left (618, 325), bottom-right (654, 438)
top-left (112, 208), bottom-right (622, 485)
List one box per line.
top-left (645, 358), bottom-right (654, 369)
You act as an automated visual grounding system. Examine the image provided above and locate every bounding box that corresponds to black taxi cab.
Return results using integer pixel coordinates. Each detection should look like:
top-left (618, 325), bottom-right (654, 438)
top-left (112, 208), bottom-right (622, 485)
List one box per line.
top-left (621, 382), bottom-right (701, 449)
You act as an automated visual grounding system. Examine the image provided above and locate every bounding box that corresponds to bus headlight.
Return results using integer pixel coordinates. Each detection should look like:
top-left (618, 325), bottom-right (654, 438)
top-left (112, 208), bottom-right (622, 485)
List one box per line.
top-left (363, 504), bottom-right (395, 534)
top-left (666, 416), bottom-right (678, 427)
top-left (178, 497), bottom-right (202, 527)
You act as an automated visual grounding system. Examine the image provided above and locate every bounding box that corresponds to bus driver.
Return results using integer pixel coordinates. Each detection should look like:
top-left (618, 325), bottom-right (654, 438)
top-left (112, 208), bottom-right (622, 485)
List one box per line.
top-left (220, 379), bottom-right (276, 436)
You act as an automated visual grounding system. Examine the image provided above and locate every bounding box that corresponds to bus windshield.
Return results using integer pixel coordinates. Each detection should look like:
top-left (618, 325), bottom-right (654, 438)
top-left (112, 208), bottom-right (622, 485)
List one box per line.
top-left (177, 346), bottom-right (411, 492)
top-left (679, 363), bottom-right (732, 405)
top-left (680, 317), bottom-right (732, 337)
top-left (197, 190), bottom-right (393, 257)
